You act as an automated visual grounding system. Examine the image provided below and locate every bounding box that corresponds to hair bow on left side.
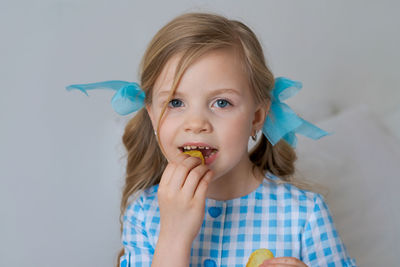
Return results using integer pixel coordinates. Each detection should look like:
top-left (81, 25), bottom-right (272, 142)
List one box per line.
top-left (262, 77), bottom-right (332, 148)
top-left (66, 80), bottom-right (145, 115)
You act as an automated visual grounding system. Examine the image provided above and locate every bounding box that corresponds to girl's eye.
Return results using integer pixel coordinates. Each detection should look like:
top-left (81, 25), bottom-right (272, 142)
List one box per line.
top-left (214, 99), bottom-right (231, 108)
top-left (168, 99), bottom-right (183, 108)
top-left (167, 98), bottom-right (232, 108)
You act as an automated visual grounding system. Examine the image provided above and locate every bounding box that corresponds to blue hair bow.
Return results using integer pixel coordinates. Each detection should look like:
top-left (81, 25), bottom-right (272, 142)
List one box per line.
top-left (65, 80), bottom-right (145, 116)
top-left (66, 77), bottom-right (330, 147)
top-left (262, 77), bottom-right (331, 148)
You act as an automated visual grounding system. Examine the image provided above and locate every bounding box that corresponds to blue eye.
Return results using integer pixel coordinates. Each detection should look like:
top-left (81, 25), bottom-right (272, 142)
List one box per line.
top-left (168, 99), bottom-right (183, 108)
top-left (215, 99), bottom-right (231, 108)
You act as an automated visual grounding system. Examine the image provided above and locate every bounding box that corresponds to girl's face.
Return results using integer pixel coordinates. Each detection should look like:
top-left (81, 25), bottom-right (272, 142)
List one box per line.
top-left (146, 48), bottom-right (267, 181)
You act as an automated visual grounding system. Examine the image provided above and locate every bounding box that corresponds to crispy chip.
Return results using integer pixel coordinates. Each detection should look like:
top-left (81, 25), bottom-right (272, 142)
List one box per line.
top-left (182, 150), bottom-right (205, 165)
top-left (246, 249), bottom-right (274, 267)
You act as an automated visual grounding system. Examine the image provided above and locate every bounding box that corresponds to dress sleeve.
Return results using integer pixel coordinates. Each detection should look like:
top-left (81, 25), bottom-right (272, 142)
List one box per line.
top-left (301, 194), bottom-right (357, 267)
top-left (119, 195), bottom-right (154, 267)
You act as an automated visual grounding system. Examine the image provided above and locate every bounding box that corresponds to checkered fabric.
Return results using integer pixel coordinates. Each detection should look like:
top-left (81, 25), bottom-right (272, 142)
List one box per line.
top-left (120, 172), bottom-right (357, 267)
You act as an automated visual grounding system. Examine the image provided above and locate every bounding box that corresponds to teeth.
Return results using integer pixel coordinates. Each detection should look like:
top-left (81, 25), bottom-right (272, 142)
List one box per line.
top-left (204, 150), bottom-right (217, 159)
top-left (181, 145), bottom-right (216, 152)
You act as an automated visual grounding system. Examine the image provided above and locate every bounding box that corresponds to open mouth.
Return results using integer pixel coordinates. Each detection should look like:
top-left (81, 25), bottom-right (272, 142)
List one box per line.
top-left (178, 145), bottom-right (218, 159)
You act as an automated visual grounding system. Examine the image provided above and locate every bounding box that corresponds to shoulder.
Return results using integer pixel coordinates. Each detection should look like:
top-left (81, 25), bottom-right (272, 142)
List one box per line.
top-left (125, 184), bottom-right (160, 221)
top-left (263, 172), bottom-right (326, 211)
top-left (122, 185), bottom-right (161, 249)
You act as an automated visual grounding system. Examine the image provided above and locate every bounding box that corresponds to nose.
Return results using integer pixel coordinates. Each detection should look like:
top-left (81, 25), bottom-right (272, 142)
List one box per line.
top-left (183, 111), bottom-right (213, 134)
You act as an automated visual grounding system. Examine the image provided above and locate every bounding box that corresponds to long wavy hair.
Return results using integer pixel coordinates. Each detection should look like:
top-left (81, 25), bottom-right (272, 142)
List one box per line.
top-left (115, 11), bottom-right (318, 266)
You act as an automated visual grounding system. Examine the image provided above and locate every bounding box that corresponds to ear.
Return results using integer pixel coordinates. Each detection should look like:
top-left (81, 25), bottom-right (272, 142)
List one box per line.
top-left (252, 101), bottom-right (270, 133)
top-left (146, 104), bottom-right (156, 130)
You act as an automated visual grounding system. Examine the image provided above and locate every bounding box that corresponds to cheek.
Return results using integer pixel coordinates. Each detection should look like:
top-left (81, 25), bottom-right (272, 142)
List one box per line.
top-left (221, 116), bottom-right (252, 147)
top-left (226, 131), bottom-right (250, 154)
top-left (158, 118), bottom-right (181, 155)
top-left (231, 113), bottom-right (252, 135)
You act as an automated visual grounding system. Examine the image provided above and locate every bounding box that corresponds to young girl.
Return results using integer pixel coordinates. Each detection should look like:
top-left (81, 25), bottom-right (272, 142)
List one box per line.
top-left (67, 12), bottom-right (356, 267)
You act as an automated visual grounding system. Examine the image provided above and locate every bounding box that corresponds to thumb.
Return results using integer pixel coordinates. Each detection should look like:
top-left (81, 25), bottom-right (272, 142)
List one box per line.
top-left (194, 170), bottom-right (213, 201)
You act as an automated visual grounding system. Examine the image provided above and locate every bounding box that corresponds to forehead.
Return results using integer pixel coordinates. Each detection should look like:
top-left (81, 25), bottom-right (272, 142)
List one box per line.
top-left (153, 48), bottom-right (251, 98)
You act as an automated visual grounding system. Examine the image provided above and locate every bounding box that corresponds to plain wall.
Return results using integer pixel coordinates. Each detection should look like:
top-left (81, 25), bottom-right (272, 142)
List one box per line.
top-left (1, 0), bottom-right (399, 266)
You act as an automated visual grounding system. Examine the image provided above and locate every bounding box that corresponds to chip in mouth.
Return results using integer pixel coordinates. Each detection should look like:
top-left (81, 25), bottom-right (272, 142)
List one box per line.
top-left (179, 146), bottom-right (218, 160)
top-left (182, 150), bottom-right (204, 164)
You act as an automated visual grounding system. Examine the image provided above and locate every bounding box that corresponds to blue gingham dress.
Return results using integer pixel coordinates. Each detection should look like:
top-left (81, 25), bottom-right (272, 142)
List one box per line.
top-left (120, 171), bottom-right (357, 267)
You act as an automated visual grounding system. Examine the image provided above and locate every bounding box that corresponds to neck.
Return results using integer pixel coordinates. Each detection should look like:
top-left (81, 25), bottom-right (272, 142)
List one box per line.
top-left (206, 156), bottom-right (264, 201)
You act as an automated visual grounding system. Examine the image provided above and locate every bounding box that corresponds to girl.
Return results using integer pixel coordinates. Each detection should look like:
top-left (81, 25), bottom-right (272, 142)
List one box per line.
top-left (67, 12), bottom-right (356, 267)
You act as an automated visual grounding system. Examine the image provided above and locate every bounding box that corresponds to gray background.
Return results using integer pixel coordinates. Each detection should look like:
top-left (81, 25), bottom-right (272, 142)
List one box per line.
top-left (1, 0), bottom-right (399, 266)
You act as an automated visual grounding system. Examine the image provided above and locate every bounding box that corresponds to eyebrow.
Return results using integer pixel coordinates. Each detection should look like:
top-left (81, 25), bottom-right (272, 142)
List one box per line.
top-left (157, 88), bottom-right (242, 98)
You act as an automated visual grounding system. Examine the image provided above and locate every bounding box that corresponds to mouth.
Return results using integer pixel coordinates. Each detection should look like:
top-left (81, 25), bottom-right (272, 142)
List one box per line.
top-left (178, 143), bottom-right (218, 160)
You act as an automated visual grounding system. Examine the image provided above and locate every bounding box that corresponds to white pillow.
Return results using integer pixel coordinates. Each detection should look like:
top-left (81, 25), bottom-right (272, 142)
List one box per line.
top-left (295, 104), bottom-right (400, 266)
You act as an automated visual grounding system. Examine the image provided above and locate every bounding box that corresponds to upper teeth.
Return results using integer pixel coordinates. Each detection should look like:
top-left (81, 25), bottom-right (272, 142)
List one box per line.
top-left (183, 145), bottom-right (211, 151)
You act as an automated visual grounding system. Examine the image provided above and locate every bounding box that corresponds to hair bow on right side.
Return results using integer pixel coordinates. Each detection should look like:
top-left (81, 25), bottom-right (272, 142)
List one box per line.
top-left (262, 77), bottom-right (332, 148)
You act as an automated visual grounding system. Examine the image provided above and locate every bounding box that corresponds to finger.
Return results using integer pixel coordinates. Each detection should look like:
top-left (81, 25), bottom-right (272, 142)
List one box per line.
top-left (159, 153), bottom-right (189, 186)
top-left (171, 150), bottom-right (190, 164)
top-left (159, 161), bottom-right (176, 187)
top-left (181, 164), bottom-right (210, 199)
top-left (260, 264), bottom-right (299, 267)
top-left (262, 257), bottom-right (306, 267)
top-left (168, 156), bottom-right (202, 191)
top-left (193, 169), bottom-right (214, 201)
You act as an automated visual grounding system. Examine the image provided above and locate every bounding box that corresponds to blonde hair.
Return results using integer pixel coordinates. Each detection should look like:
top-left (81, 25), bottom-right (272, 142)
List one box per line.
top-left (115, 11), bottom-right (319, 266)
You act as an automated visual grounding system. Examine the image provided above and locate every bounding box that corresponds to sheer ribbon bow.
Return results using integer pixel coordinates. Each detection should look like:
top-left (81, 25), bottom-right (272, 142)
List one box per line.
top-left (66, 77), bottom-right (330, 148)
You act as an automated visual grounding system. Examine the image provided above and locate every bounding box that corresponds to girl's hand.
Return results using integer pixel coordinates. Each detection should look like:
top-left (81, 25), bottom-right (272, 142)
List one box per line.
top-left (260, 257), bottom-right (308, 267)
top-left (157, 153), bottom-right (214, 246)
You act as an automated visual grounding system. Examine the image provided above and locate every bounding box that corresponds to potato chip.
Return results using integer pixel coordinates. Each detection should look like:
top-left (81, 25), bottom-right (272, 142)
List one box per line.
top-left (246, 248), bottom-right (274, 267)
top-left (182, 150), bottom-right (205, 165)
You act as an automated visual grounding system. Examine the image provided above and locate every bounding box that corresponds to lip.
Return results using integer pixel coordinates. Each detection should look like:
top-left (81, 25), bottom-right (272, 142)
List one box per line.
top-left (204, 150), bottom-right (218, 165)
top-left (178, 142), bottom-right (219, 166)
